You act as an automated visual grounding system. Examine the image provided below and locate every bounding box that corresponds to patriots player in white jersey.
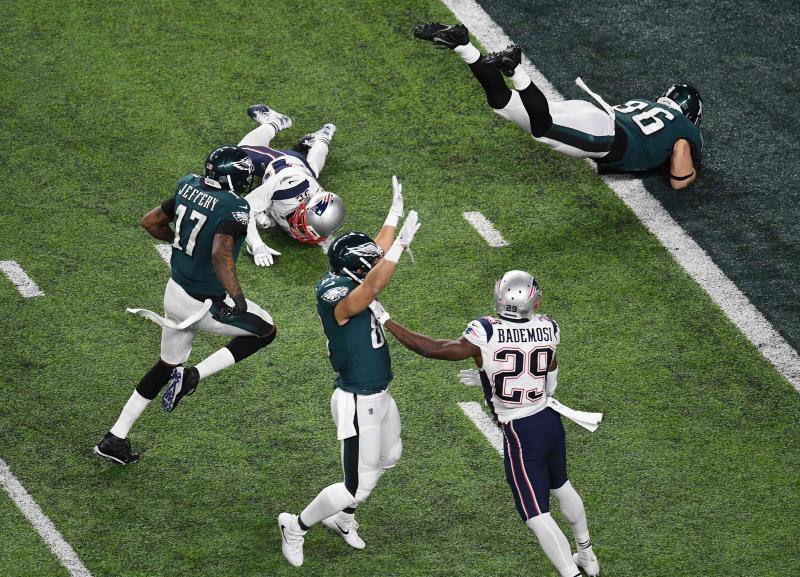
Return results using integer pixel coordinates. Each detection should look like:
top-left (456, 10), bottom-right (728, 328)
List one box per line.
top-left (370, 271), bottom-right (600, 577)
top-left (237, 104), bottom-right (346, 267)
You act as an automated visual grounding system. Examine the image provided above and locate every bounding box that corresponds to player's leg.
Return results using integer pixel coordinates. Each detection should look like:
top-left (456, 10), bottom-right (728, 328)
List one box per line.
top-left (161, 294), bottom-right (276, 412)
top-left (504, 416), bottom-right (581, 577)
top-left (550, 418), bottom-right (600, 576)
top-left (295, 124), bottom-right (337, 177)
top-left (95, 280), bottom-right (198, 463)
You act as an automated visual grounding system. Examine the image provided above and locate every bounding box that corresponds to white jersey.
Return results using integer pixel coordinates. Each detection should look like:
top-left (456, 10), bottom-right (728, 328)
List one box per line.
top-left (463, 314), bottom-right (560, 424)
top-left (246, 154), bottom-right (322, 239)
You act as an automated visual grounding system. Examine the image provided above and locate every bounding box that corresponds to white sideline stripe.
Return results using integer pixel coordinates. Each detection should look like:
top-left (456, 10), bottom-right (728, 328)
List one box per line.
top-left (0, 260), bottom-right (44, 297)
top-left (458, 401), bottom-right (503, 455)
top-left (155, 244), bottom-right (172, 265)
top-left (442, 0), bottom-right (800, 392)
top-left (463, 211), bottom-right (509, 247)
top-left (0, 458), bottom-right (93, 577)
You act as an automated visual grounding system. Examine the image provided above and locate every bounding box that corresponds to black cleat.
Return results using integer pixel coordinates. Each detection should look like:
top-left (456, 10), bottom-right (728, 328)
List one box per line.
top-left (161, 366), bottom-right (199, 412)
top-left (483, 44), bottom-right (522, 77)
top-left (412, 22), bottom-right (469, 49)
top-left (94, 432), bottom-right (139, 465)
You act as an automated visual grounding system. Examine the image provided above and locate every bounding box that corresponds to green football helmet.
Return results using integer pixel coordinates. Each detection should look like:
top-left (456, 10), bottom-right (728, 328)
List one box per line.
top-left (328, 231), bottom-right (383, 282)
top-left (204, 145), bottom-right (254, 194)
top-left (658, 84), bottom-right (703, 126)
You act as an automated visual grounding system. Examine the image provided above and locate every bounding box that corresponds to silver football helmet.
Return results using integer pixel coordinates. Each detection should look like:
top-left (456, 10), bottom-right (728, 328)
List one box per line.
top-left (288, 190), bottom-right (346, 244)
top-left (493, 270), bottom-right (541, 320)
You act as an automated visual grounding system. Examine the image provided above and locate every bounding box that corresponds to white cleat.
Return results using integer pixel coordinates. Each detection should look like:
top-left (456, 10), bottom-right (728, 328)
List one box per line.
top-left (248, 103), bottom-right (292, 131)
top-left (321, 512), bottom-right (366, 550)
top-left (573, 551), bottom-right (600, 576)
top-left (297, 123), bottom-right (336, 151)
top-left (278, 512), bottom-right (306, 567)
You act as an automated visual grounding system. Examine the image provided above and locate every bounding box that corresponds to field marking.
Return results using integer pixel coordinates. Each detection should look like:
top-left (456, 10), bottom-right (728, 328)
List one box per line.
top-left (155, 244), bottom-right (172, 265)
top-left (0, 260), bottom-right (44, 297)
top-left (442, 0), bottom-right (800, 392)
top-left (463, 211), bottom-right (509, 247)
top-left (0, 458), bottom-right (93, 577)
top-left (458, 401), bottom-right (503, 455)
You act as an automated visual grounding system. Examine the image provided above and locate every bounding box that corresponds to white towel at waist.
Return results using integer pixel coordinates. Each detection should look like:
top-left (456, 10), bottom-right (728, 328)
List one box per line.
top-left (546, 397), bottom-right (603, 432)
top-left (126, 299), bottom-right (212, 331)
top-left (332, 387), bottom-right (358, 441)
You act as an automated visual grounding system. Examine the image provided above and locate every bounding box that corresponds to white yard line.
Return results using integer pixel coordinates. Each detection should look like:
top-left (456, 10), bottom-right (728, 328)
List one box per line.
top-left (0, 260), bottom-right (44, 298)
top-left (463, 211), bottom-right (509, 247)
top-left (154, 244), bottom-right (172, 265)
top-left (0, 458), bottom-right (93, 577)
top-left (442, 0), bottom-right (800, 392)
top-left (458, 401), bottom-right (503, 455)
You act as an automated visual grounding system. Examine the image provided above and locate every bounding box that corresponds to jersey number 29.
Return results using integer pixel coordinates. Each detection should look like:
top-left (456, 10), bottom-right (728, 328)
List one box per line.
top-left (492, 346), bottom-right (553, 404)
top-left (172, 205), bottom-right (207, 257)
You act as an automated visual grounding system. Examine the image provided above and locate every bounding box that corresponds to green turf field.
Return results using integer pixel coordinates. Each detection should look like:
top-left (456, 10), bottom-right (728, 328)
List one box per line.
top-left (1, 1), bottom-right (798, 576)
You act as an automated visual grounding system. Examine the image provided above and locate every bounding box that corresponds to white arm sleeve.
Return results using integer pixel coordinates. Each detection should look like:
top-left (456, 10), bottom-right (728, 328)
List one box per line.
top-left (246, 212), bottom-right (263, 250)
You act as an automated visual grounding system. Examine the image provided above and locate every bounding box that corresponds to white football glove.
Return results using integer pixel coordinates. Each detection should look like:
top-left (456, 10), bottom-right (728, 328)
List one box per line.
top-left (385, 210), bottom-right (421, 263)
top-left (368, 300), bottom-right (390, 325)
top-left (384, 175), bottom-right (404, 227)
top-left (255, 212), bottom-right (274, 229)
top-left (458, 369), bottom-right (481, 387)
top-left (251, 244), bottom-right (281, 267)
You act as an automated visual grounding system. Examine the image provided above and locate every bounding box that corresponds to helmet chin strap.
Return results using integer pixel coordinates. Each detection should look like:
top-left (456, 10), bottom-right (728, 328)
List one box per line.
top-left (341, 267), bottom-right (364, 284)
top-left (226, 175), bottom-right (234, 192)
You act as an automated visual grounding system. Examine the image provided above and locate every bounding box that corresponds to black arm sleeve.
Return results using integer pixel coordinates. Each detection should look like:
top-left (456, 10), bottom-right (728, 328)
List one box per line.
top-left (215, 219), bottom-right (247, 238)
top-left (160, 197), bottom-right (176, 219)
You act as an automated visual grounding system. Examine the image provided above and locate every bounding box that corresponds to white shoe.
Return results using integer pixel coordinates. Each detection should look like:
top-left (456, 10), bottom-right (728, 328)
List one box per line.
top-left (321, 512), bottom-right (366, 550)
top-left (573, 550), bottom-right (600, 576)
top-left (297, 123), bottom-right (337, 151)
top-left (278, 513), bottom-right (306, 567)
top-left (248, 103), bottom-right (292, 131)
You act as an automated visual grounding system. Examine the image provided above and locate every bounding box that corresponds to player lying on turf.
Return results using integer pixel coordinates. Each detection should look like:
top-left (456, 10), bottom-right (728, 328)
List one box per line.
top-left (237, 104), bottom-right (345, 267)
top-left (278, 178), bottom-right (421, 567)
top-left (414, 22), bottom-right (703, 190)
top-left (94, 145), bottom-right (276, 464)
top-left (370, 271), bottom-right (602, 577)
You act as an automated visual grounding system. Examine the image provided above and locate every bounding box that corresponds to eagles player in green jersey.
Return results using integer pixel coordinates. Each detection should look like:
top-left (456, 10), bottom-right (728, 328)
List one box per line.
top-left (278, 177), bottom-right (421, 567)
top-left (414, 23), bottom-right (703, 190)
top-left (94, 145), bottom-right (277, 465)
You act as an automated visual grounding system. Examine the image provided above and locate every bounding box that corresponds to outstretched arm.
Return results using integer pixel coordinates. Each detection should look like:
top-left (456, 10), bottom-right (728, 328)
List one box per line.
top-left (669, 139), bottom-right (697, 190)
top-left (383, 318), bottom-right (482, 364)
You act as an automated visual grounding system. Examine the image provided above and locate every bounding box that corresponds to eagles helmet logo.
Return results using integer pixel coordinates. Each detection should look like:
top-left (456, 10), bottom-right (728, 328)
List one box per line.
top-left (349, 242), bottom-right (383, 258)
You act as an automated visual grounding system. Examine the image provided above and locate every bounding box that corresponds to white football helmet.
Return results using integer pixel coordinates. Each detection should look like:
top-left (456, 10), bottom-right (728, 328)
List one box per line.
top-left (494, 270), bottom-right (541, 320)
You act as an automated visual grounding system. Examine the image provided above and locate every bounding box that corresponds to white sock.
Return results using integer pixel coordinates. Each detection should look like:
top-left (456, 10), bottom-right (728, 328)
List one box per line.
top-left (511, 66), bottom-right (532, 91)
top-left (306, 141), bottom-right (329, 176)
top-left (195, 347), bottom-right (236, 380)
top-left (527, 513), bottom-right (581, 577)
top-left (552, 481), bottom-right (592, 553)
top-left (299, 483), bottom-right (356, 528)
top-left (237, 124), bottom-right (276, 147)
top-left (109, 391), bottom-right (151, 439)
top-left (454, 42), bottom-right (481, 64)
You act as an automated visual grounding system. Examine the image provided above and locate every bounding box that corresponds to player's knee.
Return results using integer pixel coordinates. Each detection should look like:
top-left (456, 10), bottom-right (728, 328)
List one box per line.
top-left (135, 359), bottom-right (176, 400)
top-left (381, 437), bottom-right (402, 470)
top-left (530, 115), bottom-right (553, 138)
top-left (226, 326), bottom-right (276, 362)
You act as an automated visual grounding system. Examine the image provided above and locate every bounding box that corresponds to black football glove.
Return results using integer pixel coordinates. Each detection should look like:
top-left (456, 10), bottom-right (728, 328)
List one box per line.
top-left (217, 293), bottom-right (247, 320)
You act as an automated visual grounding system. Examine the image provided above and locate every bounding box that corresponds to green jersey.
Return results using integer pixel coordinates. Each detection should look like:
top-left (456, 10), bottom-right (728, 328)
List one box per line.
top-left (316, 273), bottom-right (393, 394)
top-left (599, 99), bottom-right (703, 172)
top-left (167, 174), bottom-right (250, 296)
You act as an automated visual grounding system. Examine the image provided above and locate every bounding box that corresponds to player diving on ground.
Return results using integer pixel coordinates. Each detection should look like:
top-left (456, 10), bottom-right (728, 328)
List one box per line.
top-left (236, 104), bottom-right (345, 267)
top-left (371, 270), bottom-right (602, 577)
top-left (94, 145), bottom-right (276, 464)
top-left (278, 177), bottom-right (421, 567)
top-left (413, 22), bottom-right (703, 190)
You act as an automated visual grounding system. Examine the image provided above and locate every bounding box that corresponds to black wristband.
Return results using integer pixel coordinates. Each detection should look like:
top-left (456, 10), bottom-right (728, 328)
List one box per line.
top-left (670, 171), bottom-right (695, 181)
top-left (232, 293), bottom-right (247, 313)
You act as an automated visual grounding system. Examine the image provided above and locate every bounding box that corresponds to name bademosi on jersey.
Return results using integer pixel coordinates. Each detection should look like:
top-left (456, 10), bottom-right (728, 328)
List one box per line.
top-left (464, 312), bottom-right (564, 518)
